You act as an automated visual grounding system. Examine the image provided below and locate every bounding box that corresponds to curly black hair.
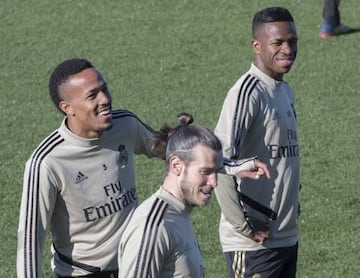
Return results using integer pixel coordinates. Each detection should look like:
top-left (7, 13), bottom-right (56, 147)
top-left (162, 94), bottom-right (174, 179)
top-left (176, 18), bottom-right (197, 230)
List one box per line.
top-left (48, 58), bottom-right (94, 113)
top-left (252, 7), bottom-right (294, 36)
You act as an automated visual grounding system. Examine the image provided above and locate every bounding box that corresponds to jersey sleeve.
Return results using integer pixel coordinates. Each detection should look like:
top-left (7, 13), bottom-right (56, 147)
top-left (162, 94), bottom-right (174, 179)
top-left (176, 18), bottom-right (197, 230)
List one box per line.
top-left (220, 157), bottom-right (256, 176)
top-left (214, 78), bottom-right (260, 160)
top-left (214, 173), bottom-right (252, 236)
top-left (17, 159), bottom-right (57, 278)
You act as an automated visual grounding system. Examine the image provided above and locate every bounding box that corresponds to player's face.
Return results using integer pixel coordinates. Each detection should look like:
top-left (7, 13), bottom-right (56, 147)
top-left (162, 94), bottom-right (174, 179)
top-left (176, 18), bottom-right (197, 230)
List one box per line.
top-left (252, 21), bottom-right (298, 81)
top-left (59, 68), bottom-right (112, 138)
top-left (179, 145), bottom-right (223, 207)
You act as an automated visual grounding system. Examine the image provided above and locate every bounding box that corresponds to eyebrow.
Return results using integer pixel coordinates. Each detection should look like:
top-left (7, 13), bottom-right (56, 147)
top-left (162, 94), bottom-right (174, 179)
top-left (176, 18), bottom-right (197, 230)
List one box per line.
top-left (200, 166), bottom-right (223, 173)
top-left (89, 83), bottom-right (107, 94)
top-left (270, 37), bottom-right (298, 44)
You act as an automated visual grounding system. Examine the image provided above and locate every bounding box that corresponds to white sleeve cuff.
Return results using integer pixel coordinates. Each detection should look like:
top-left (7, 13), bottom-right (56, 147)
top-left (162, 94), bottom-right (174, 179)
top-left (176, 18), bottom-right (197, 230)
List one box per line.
top-left (221, 157), bottom-right (257, 176)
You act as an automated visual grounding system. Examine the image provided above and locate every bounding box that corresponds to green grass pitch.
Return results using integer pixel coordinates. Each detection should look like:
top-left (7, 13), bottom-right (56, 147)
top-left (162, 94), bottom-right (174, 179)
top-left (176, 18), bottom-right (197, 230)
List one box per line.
top-left (1, 0), bottom-right (359, 277)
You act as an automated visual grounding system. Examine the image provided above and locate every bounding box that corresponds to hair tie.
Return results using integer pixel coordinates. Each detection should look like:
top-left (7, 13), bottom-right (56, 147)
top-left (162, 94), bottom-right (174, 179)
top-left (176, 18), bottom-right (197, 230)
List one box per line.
top-left (177, 112), bottom-right (193, 127)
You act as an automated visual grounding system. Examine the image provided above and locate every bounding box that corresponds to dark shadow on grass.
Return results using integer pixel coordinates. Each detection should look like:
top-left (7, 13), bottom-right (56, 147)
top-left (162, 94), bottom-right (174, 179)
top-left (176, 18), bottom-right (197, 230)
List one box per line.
top-left (336, 27), bottom-right (360, 37)
top-left (319, 27), bottom-right (360, 39)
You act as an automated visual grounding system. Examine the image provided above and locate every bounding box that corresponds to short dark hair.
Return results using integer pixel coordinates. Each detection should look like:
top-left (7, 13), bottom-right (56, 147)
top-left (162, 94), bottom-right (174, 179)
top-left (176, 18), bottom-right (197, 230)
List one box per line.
top-left (49, 58), bottom-right (94, 113)
top-left (252, 7), bottom-right (294, 36)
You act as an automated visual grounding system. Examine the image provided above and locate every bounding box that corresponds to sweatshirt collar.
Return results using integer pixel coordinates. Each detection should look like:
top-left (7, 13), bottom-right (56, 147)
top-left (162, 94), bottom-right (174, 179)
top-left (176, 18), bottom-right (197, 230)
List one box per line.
top-left (59, 118), bottom-right (102, 147)
top-left (158, 187), bottom-right (192, 214)
top-left (250, 63), bottom-right (284, 90)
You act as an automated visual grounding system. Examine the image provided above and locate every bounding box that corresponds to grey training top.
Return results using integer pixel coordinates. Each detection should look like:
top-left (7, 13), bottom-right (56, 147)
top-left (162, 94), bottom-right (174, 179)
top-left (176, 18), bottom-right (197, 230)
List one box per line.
top-left (214, 63), bottom-right (300, 251)
top-left (17, 110), bottom-right (157, 277)
top-left (119, 187), bottom-right (205, 278)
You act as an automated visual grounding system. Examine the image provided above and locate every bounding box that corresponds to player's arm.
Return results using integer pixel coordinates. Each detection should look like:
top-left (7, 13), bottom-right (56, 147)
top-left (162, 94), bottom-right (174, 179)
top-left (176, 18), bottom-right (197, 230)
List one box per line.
top-left (17, 160), bottom-right (57, 278)
top-left (214, 78), bottom-right (260, 160)
top-left (214, 82), bottom-right (269, 242)
top-left (214, 174), bottom-right (252, 236)
top-left (221, 157), bottom-right (270, 180)
top-left (214, 174), bottom-right (269, 243)
top-left (215, 88), bottom-right (270, 179)
top-left (214, 85), bottom-right (240, 161)
top-left (214, 85), bottom-right (253, 235)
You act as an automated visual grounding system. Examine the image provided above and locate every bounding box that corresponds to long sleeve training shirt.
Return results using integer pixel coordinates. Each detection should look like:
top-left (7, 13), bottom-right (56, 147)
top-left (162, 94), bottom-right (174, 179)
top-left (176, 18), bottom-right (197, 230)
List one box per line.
top-left (17, 110), bottom-right (157, 277)
top-left (214, 64), bottom-right (300, 252)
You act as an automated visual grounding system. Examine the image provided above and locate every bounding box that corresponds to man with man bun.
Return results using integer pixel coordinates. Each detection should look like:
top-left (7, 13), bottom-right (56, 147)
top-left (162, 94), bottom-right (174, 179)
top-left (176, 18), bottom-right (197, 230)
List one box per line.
top-left (119, 113), bottom-right (269, 277)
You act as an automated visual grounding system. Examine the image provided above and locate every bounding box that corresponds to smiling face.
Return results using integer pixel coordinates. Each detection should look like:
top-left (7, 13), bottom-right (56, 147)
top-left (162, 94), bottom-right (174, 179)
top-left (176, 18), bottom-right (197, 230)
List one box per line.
top-left (178, 144), bottom-right (223, 207)
top-left (252, 21), bottom-right (298, 81)
top-left (59, 68), bottom-right (112, 138)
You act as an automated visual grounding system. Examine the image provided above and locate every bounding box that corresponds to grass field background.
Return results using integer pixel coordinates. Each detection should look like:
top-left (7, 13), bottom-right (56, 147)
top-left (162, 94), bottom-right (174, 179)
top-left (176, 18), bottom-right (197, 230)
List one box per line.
top-left (1, 0), bottom-right (359, 277)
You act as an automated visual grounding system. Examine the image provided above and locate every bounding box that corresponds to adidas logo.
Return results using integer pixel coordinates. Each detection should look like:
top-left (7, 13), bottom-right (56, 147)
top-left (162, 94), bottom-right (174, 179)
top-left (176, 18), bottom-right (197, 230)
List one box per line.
top-left (75, 171), bottom-right (88, 184)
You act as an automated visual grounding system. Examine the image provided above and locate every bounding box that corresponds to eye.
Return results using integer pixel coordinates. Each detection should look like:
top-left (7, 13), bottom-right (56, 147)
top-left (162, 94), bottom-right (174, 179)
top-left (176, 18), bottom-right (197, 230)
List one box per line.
top-left (200, 169), bottom-right (215, 176)
top-left (273, 41), bottom-right (282, 46)
top-left (87, 92), bottom-right (97, 100)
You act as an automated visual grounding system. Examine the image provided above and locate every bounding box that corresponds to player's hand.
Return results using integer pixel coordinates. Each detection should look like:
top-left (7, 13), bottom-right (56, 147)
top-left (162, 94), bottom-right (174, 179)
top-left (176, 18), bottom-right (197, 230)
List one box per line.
top-left (247, 218), bottom-right (270, 244)
top-left (236, 159), bottom-right (271, 180)
top-left (249, 230), bottom-right (269, 245)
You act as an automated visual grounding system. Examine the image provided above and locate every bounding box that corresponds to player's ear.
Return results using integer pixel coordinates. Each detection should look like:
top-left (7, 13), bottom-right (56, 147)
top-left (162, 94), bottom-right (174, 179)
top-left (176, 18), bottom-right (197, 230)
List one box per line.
top-left (59, 100), bottom-right (75, 116)
top-left (169, 156), bottom-right (183, 176)
top-left (251, 39), bottom-right (261, 54)
top-left (58, 83), bottom-right (75, 116)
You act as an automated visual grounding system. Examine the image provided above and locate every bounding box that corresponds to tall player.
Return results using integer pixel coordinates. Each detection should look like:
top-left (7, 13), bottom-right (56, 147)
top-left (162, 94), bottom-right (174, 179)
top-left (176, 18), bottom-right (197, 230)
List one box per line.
top-left (214, 7), bottom-right (301, 278)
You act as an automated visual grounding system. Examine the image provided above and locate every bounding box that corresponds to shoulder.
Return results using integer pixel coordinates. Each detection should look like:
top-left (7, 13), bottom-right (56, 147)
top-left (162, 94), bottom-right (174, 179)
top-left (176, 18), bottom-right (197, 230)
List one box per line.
top-left (111, 109), bottom-right (153, 130)
top-left (220, 73), bottom-right (262, 112)
top-left (133, 195), bottom-right (180, 232)
top-left (227, 72), bottom-right (261, 100)
top-left (124, 196), bottom-right (172, 243)
top-left (130, 195), bottom-right (169, 222)
top-left (27, 129), bottom-right (65, 165)
top-left (111, 109), bottom-right (141, 125)
top-left (112, 109), bottom-right (137, 119)
top-left (281, 81), bottom-right (295, 94)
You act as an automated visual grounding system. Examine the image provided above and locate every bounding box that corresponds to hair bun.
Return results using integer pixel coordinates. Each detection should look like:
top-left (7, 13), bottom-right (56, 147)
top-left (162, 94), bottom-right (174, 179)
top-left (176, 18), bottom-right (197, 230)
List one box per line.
top-left (177, 112), bottom-right (194, 126)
